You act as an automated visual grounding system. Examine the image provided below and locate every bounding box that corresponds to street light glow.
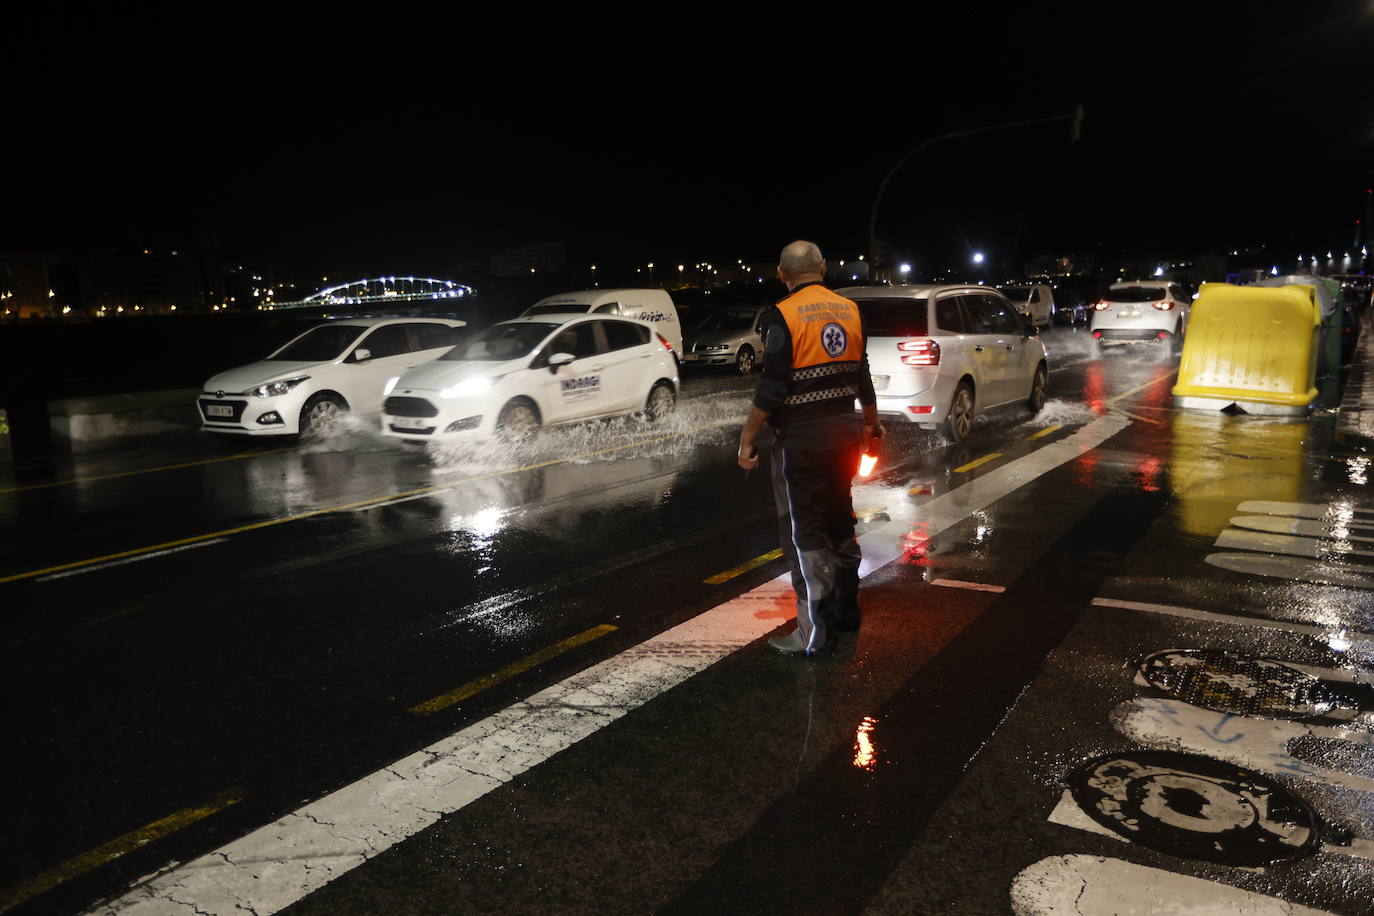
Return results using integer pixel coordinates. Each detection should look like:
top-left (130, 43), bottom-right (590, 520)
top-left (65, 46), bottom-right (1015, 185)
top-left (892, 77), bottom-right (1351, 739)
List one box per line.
top-left (899, 263), bottom-right (911, 275)
top-left (972, 252), bottom-right (985, 264)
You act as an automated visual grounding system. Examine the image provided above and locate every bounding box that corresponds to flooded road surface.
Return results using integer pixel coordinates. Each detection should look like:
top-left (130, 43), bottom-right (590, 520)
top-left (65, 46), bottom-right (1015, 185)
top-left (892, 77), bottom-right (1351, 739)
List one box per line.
top-left (3, 325), bottom-right (1372, 915)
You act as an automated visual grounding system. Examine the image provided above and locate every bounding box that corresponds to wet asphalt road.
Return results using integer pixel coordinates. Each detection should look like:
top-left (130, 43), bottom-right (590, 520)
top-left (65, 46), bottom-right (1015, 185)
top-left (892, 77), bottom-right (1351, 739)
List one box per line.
top-left (3, 325), bottom-right (1373, 915)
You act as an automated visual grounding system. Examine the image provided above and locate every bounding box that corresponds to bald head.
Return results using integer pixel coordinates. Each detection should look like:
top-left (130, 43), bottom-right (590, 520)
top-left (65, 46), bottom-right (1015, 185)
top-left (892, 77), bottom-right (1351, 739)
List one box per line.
top-left (777, 240), bottom-right (825, 289)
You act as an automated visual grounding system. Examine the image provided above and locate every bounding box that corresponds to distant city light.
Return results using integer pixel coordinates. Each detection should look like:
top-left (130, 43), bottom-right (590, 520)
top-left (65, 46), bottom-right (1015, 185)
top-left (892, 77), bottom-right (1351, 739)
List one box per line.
top-left (1153, 266), bottom-right (1164, 277)
top-left (1270, 266), bottom-right (1279, 276)
top-left (899, 263), bottom-right (911, 276)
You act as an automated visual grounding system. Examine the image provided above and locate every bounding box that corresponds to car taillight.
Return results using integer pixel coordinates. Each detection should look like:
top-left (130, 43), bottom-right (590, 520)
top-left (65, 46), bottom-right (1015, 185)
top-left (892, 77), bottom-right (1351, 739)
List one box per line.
top-left (898, 339), bottom-right (940, 366)
top-left (1092, 300), bottom-right (1111, 311)
top-left (1151, 300), bottom-right (1174, 311)
top-left (657, 333), bottom-right (674, 352)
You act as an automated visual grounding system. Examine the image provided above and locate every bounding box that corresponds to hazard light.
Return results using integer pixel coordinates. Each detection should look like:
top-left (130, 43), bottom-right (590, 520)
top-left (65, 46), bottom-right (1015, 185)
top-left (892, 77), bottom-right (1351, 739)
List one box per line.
top-left (898, 339), bottom-right (940, 366)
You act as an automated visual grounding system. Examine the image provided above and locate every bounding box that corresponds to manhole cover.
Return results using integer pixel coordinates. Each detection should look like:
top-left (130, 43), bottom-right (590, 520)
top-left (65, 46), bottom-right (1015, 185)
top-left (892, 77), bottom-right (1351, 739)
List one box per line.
top-left (1067, 751), bottom-right (1322, 866)
top-left (1137, 648), bottom-right (1363, 720)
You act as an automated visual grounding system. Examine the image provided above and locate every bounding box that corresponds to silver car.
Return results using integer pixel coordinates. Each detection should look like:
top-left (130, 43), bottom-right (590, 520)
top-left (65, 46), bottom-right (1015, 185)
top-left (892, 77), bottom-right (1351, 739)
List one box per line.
top-left (836, 285), bottom-right (1049, 442)
top-left (680, 306), bottom-right (765, 374)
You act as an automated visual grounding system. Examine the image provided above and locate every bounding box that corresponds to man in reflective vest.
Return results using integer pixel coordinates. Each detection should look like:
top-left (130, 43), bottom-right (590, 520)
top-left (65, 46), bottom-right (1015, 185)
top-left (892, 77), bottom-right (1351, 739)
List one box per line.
top-left (738, 240), bottom-right (882, 656)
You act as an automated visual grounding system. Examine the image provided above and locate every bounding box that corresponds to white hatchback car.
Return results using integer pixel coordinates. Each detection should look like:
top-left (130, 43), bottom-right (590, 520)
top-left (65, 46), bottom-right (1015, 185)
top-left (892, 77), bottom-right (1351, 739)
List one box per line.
top-left (198, 317), bottom-right (466, 436)
top-left (998, 284), bottom-right (1054, 328)
top-left (1090, 281), bottom-right (1190, 352)
top-left (836, 285), bottom-right (1049, 442)
top-left (381, 313), bottom-right (679, 441)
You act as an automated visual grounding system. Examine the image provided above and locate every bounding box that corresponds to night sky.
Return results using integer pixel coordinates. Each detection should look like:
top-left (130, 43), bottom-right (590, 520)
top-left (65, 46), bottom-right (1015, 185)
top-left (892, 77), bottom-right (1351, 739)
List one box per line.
top-left (8, 3), bottom-right (1374, 280)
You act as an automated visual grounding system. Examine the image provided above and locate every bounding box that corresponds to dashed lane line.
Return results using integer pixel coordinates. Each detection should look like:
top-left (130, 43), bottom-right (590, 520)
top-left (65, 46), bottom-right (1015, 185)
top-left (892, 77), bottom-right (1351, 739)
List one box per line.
top-left (0, 448), bottom-right (295, 495)
top-left (0, 424), bottom-right (731, 586)
top-left (930, 578), bottom-right (1006, 593)
top-left (91, 411), bottom-right (1134, 916)
top-left (0, 789), bottom-right (245, 914)
top-left (409, 624), bottom-right (617, 715)
top-left (34, 539), bottom-right (229, 582)
top-left (1104, 369), bottom-right (1177, 407)
top-left (703, 549), bottom-right (783, 585)
top-left (1091, 597), bottom-right (1374, 643)
top-left (1026, 425), bottom-right (1062, 440)
top-left (952, 453), bottom-right (1002, 474)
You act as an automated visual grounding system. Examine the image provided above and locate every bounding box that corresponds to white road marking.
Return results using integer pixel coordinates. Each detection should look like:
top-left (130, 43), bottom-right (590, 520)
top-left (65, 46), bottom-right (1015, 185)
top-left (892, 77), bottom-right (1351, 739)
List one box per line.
top-left (1215, 527), bottom-right (1374, 561)
top-left (930, 578), bottom-right (1006, 593)
top-left (1238, 500), bottom-right (1374, 521)
top-left (1111, 697), bottom-right (1374, 793)
top-left (1091, 597), bottom-right (1374, 643)
top-left (94, 414), bottom-right (1135, 915)
top-left (34, 539), bottom-right (229, 582)
top-left (1205, 552), bottom-right (1374, 589)
top-left (1231, 515), bottom-right (1374, 543)
top-left (1010, 855), bottom-right (1335, 915)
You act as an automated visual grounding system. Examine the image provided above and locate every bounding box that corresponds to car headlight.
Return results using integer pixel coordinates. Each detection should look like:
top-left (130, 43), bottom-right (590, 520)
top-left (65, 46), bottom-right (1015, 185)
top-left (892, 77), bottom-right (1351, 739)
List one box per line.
top-left (439, 377), bottom-right (492, 399)
top-left (246, 376), bottom-right (309, 398)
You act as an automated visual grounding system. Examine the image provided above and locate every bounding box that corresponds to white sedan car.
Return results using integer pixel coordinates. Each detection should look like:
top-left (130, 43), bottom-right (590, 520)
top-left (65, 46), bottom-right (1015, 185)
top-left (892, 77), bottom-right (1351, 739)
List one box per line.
top-left (198, 317), bottom-right (466, 436)
top-left (837, 285), bottom-right (1049, 442)
top-left (381, 313), bottom-right (679, 441)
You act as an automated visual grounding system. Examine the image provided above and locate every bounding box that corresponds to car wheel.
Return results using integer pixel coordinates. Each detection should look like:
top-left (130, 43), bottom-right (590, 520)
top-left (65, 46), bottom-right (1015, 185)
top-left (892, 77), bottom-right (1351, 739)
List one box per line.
top-left (299, 393), bottom-right (346, 435)
top-left (735, 345), bottom-right (756, 375)
top-left (645, 381), bottom-right (676, 421)
top-left (1027, 364), bottom-right (1047, 413)
top-left (945, 382), bottom-right (975, 443)
top-left (496, 398), bottom-right (540, 439)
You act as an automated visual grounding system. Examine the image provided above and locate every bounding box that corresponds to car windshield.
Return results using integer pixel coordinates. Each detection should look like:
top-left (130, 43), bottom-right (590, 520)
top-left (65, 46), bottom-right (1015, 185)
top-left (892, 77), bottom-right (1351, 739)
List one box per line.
top-left (852, 298), bottom-right (929, 336)
top-left (440, 322), bottom-right (558, 361)
top-left (1000, 287), bottom-right (1032, 302)
top-left (1107, 286), bottom-right (1167, 302)
top-left (268, 324), bottom-right (366, 361)
top-left (524, 303), bottom-right (591, 316)
top-left (695, 308), bottom-right (758, 331)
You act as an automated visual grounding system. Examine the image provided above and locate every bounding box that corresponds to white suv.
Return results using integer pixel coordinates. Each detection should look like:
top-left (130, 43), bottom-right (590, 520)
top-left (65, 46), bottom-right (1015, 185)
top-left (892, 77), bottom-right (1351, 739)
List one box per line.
top-left (381, 313), bottom-right (679, 441)
top-left (836, 285), bottom-right (1049, 442)
top-left (198, 317), bottom-right (466, 436)
top-left (1090, 281), bottom-right (1190, 352)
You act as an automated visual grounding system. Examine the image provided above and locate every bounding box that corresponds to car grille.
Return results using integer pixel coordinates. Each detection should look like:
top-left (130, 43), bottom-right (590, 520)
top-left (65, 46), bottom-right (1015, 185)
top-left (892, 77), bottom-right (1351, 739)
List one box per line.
top-left (199, 398), bottom-right (248, 422)
top-left (389, 424), bottom-right (436, 435)
top-left (384, 396), bottom-right (439, 417)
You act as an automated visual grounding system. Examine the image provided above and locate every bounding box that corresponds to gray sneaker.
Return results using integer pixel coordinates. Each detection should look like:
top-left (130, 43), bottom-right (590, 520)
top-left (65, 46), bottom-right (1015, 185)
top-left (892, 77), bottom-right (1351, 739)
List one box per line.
top-left (768, 630), bottom-right (836, 657)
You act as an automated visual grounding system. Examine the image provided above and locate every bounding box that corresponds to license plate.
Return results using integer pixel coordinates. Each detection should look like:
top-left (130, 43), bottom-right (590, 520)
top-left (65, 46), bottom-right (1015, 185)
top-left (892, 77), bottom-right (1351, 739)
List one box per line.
top-left (392, 416), bottom-right (430, 429)
top-left (206, 405), bottom-right (233, 417)
top-left (683, 353), bottom-right (700, 361)
top-left (1120, 309), bottom-right (1141, 319)
top-left (871, 375), bottom-right (889, 392)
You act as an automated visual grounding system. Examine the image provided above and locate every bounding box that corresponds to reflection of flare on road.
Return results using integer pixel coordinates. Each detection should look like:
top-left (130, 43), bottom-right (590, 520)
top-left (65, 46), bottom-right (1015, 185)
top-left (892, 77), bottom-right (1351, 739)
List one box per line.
top-left (853, 716), bottom-right (879, 771)
top-left (901, 524), bottom-right (932, 566)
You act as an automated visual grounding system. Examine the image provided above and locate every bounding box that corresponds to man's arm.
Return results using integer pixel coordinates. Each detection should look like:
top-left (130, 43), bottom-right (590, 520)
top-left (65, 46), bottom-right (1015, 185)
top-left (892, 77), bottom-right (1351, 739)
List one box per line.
top-left (739, 306), bottom-right (790, 470)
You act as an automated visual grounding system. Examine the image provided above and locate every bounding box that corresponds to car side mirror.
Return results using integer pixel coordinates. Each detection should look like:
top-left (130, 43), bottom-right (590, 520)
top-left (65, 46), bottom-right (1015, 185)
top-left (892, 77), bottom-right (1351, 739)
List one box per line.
top-left (352, 348), bottom-right (372, 362)
top-left (548, 352), bottom-right (575, 373)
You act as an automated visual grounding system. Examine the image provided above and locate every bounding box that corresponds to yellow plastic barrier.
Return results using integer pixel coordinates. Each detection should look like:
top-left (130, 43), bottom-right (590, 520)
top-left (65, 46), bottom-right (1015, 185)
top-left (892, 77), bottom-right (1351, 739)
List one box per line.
top-left (1172, 283), bottom-right (1320, 415)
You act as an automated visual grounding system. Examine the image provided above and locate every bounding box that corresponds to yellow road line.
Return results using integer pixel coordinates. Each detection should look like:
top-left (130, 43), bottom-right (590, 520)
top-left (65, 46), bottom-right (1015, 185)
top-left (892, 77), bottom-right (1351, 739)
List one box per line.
top-left (0, 448), bottom-right (296, 495)
top-left (409, 624), bottom-right (617, 715)
top-left (953, 453), bottom-right (1002, 474)
top-left (704, 548), bottom-right (783, 584)
top-left (1, 424), bottom-right (729, 586)
top-left (1027, 425), bottom-right (1063, 440)
top-left (1106, 370), bottom-right (1178, 407)
top-left (0, 788), bottom-right (245, 913)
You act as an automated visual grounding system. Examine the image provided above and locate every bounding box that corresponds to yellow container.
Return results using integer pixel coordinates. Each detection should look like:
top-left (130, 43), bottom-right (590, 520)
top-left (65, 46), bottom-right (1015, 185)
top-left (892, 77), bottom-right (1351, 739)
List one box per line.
top-left (1171, 283), bottom-right (1320, 415)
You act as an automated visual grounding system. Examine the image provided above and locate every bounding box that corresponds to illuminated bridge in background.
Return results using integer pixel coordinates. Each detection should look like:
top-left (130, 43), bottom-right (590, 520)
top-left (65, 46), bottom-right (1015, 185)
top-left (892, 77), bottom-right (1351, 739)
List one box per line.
top-left (270, 276), bottom-right (475, 310)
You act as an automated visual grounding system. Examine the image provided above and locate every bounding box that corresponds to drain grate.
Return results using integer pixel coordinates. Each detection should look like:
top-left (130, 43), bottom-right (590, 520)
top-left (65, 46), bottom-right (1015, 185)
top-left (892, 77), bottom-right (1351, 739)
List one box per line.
top-left (1137, 648), bottom-right (1364, 720)
top-left (1067, 750), bottom-right (1322, 866)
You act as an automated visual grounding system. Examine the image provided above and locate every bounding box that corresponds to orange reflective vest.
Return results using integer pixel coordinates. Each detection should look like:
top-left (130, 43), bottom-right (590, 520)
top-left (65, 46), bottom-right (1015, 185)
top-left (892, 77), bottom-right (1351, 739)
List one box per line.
top-left (777, 284), bottom-right (864, 405)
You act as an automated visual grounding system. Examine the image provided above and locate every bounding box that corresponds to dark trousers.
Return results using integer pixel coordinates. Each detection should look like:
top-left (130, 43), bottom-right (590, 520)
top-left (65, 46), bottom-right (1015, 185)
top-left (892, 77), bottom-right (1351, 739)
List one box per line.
top-left (770, 442), bottom-right (862, 651)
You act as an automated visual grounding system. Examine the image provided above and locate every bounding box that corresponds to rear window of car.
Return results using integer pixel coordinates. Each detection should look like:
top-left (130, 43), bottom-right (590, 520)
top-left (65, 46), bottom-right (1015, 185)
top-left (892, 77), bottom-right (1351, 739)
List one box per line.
top-left (1000, 287), bottom-right (1031, 301)
top-left (1107, 286), bottom-right (1167, 302)
top-left (852, 298), bottom-right (928, 337)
